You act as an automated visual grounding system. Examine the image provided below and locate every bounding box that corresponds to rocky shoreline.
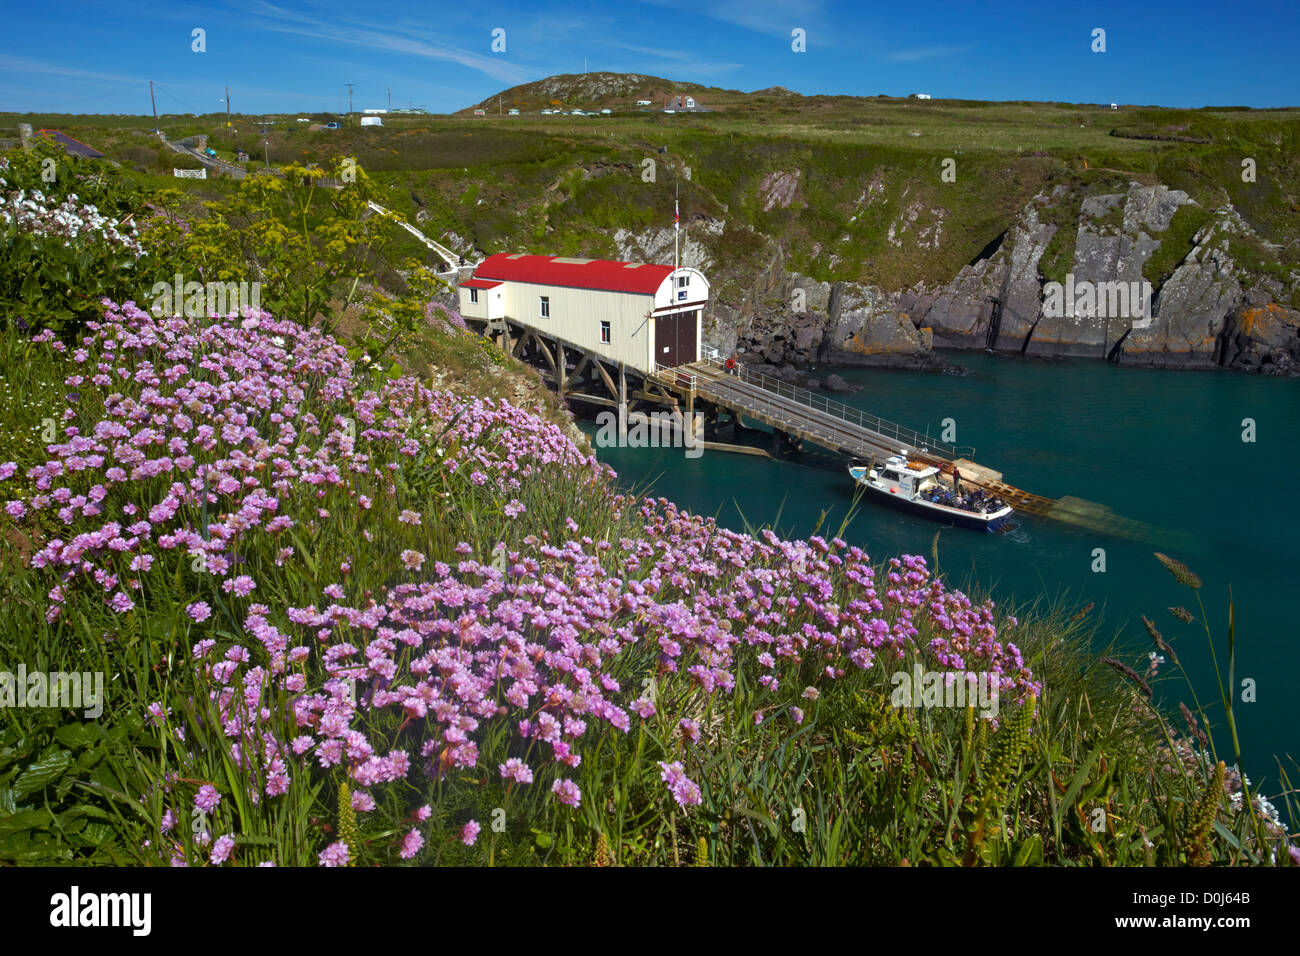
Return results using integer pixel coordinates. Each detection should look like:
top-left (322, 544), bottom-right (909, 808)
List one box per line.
top-left (614, 182), bottom-right (1300, 378)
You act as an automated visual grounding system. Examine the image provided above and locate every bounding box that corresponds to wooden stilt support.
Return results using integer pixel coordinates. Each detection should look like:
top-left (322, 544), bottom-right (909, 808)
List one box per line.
top-left (617, 363), bottom-right (628, 442)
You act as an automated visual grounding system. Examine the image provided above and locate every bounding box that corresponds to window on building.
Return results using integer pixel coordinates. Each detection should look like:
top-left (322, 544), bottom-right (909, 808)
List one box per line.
top-left (677, 275), bottom-right (689, 288)
top-left (540, 296), bottom-right (550, 318)
top-left (469, 288), bottom-right (479, 304)
top-left (600, 320), bottom-right (611, 344)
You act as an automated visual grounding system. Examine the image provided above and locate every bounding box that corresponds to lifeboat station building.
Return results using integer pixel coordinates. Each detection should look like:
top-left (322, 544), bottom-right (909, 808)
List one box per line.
top-left (458, 254), bottom-right (709, 375)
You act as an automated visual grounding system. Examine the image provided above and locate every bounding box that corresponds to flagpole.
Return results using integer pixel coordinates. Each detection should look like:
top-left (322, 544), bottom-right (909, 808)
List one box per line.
top-left (674, 182), bottom-right (679, 274)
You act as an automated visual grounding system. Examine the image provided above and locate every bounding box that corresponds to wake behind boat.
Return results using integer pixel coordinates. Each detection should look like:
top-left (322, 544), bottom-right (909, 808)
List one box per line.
top-left (849, 455), bottom-right (1013, 532)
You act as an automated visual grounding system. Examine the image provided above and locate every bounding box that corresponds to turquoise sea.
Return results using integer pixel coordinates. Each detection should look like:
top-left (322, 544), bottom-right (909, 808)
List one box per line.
top-left (582, 352), bottom-right (1300, 778)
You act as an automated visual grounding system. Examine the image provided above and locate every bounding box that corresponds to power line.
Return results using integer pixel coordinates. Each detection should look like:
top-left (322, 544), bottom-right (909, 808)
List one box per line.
top-left (32, 80), bottom-right (150, 113)
top-left (152, 83), bottom-right (202, 115)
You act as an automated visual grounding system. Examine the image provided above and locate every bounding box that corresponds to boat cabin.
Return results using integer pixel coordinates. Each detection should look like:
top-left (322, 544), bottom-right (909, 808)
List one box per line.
top-left (872, 456), bottom-right (942, 497)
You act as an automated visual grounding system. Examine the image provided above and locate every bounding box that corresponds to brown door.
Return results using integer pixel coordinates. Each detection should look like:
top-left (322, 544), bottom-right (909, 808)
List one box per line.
top-left (680, 309), bottom-right (697, 365)
top-left (654, 310), bottom-right (698, 368)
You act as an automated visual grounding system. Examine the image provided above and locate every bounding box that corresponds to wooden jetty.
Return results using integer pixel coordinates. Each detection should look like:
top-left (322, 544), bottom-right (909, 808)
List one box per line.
top-left (465, 315), bottom-right (1151, 541)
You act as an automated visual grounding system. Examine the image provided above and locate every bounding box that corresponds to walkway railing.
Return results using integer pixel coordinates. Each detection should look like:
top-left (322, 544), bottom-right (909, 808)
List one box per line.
top-left (655, 362), bottom-right (696, 389)
top-left (365, 201), bottom-right (470, 269)
top-left (694, 346), bottom-right (975, 460)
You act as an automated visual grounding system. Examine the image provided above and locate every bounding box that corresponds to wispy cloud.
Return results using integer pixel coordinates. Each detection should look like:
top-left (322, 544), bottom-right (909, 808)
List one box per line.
top-left (597, 41), bottom-right (741, 77)
top-left (883, 43), bottom-right (977, 63)
top-left (603, 41), bottom-right (693, 62)
top-left (635, 0), bottom-right (826, 39)
top-left (0, 54), bottom-right (144, 85)
top-left (230, 1), bottom-right (535, 86)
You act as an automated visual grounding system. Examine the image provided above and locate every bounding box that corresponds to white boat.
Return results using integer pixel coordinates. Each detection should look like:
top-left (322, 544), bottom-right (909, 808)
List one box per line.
top-left (849, 455), bottom-right (1013, 531)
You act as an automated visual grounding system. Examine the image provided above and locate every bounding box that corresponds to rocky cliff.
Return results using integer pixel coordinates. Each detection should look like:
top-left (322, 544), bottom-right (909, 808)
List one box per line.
top-left (622, 181), bottom-right (1300, 377)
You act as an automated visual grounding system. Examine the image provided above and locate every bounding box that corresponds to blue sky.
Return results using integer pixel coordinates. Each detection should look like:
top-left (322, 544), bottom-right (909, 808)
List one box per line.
top-left (3, 0), bottom-right (1298, 115)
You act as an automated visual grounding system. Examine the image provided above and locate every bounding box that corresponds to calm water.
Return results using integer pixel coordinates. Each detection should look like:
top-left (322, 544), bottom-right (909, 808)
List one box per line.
top-left (581, 352), bottom-right (1300, 775)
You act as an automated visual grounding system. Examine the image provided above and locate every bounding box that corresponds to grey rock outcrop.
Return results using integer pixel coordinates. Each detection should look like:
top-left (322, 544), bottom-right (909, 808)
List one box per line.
top-left (614, 179), bottom-right (1297, 376)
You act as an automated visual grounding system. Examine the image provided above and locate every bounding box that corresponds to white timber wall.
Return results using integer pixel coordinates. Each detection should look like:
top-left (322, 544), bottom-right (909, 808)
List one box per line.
top-left (459, 266), bottom-right (710, 375)
top-left (498, 281), bottom-right (656, 371)
top-left (458, 285), bottom-right (505, 321)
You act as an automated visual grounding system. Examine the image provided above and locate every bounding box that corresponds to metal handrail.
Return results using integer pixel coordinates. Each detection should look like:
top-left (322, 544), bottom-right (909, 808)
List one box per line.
top-left (695, 350), bottom-right (975, 460)
top-left (655, 363), bottom-right (696, 389)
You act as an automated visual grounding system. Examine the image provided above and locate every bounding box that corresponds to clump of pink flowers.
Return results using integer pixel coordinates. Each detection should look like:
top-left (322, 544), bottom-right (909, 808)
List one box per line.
top-left (12, 301), bottom-right (1039, 864)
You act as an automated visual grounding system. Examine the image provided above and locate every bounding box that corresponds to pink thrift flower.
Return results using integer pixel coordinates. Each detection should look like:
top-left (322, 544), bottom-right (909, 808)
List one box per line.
top-left (460, 820), bottom-right (481, 846)
top-left (499, 758), bottom-right (534, 784)
top-left (400, 828), bottom-right (424, 859)
top-left (318, 841), bottom-right (350, 867)
top-left (552, 778), bottom-right (581, 808)
top-left (222, 575), bottom-right (256, 596)
top-left (194, 784), bottom-right (221, 814)
top-left (210, 834), bottom-right (235, 865)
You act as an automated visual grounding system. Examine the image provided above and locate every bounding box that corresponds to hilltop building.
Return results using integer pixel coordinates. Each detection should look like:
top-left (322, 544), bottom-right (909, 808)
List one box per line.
top-left (458, 254), bottom-right (709, 373)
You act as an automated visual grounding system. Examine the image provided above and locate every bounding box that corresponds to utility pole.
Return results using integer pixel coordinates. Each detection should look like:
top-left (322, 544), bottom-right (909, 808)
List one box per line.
top-left (387, 87), bottom-right (391, 112)
top-left (345, 83), bottom-right (354, 123)
top-left (225, 84), bottom-right (231, 127)
top-left (149, 80), bottom-right (159, 133)
top-left (256, 118), bottom-right (272, 171)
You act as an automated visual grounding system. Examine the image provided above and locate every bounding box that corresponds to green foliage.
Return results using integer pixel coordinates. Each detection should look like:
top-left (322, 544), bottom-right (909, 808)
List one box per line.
top-left (1143, 203), bottom-right (1215, 288)
top-left (140, 158), bottom-right (399, 328)
top-left (0, 141), bottom-right (150, 335)
top-left (1, 109), bottom-right (1296, 868)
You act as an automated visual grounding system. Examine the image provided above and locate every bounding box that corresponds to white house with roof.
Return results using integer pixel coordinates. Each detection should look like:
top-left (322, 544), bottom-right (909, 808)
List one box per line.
top-left (458, 254), bottom-right (709, 374)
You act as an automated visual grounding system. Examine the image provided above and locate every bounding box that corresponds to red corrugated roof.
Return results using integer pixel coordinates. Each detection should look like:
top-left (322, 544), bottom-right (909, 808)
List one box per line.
top-left (474, 254), bottom-right (673, 295)
top-left (460, 278), bottom-right (503, 289)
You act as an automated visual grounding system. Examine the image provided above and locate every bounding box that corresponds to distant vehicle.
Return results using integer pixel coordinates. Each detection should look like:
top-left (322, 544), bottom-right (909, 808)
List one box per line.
top-left (599, 108), bottom-right (612, 114)
top-left (507, 108), bottom-right (520, 115)
top-left (204, 148), bottom-right (217, 157)
top-left (636, 99), bottom-right (652, 106)
top-left (570, 110), bottom-right (584, 115)
top-left (540, 109), bottom-right (553, 114)
top-left (663, 109), bottom-right (676, 113)
top-left (324, 122), bottom-right (340, 129)
top-left (296, 117), bottom-right (310, 123)
top-left (1110, 103), bottom-right (1119, 110)
top-left (473, 109), bottom-right (486, 116)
